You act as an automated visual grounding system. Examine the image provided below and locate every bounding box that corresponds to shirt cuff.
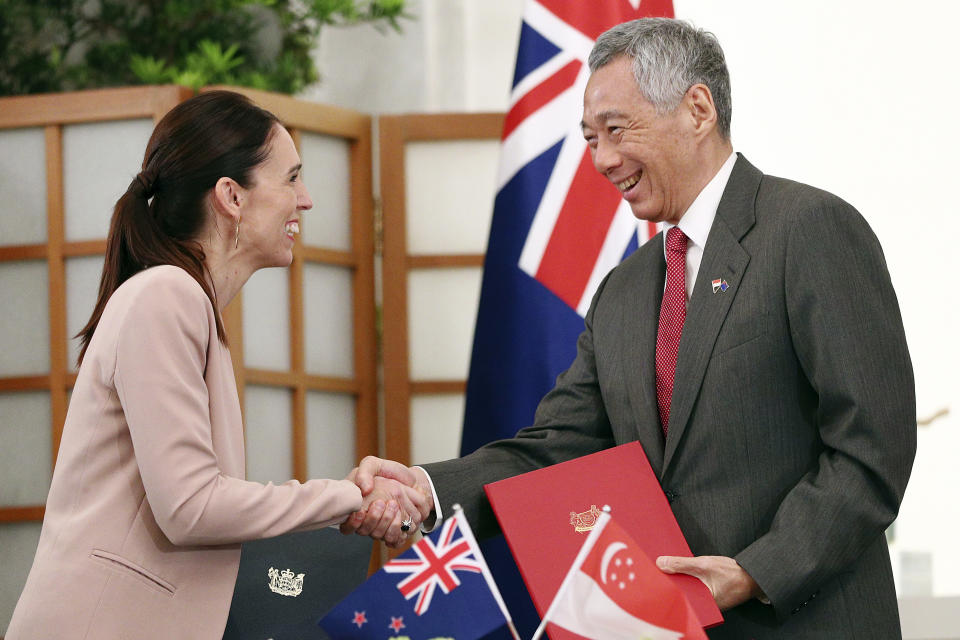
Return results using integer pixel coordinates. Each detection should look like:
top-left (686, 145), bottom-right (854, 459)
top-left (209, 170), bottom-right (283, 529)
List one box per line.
top-left (413, 466), bottom-right (442, 533)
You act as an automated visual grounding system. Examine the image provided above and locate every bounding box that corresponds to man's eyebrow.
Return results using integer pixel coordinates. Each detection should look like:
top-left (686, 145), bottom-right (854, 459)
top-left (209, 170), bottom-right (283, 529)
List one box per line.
top-left (597, 110), bottom-right (630, 123)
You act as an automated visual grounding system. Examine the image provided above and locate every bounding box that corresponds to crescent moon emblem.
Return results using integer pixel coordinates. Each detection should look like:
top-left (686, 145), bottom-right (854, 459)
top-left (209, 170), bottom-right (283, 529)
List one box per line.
top-left (600, 542), bottom-right (627, 584)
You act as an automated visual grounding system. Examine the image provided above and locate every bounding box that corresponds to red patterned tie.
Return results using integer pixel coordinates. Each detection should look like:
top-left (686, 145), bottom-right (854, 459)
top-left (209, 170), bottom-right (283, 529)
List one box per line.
top-left (656, 227), bottom-right (688, 435)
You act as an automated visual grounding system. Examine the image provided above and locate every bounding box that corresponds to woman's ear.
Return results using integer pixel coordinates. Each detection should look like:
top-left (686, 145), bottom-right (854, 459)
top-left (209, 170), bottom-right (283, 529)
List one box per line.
top-left (211, 177), bottom-right (243, 222)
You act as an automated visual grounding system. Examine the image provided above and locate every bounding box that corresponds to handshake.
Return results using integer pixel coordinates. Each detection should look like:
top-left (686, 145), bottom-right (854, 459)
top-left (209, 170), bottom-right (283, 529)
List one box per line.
top-left (339, 456), bottom-right (435, 548)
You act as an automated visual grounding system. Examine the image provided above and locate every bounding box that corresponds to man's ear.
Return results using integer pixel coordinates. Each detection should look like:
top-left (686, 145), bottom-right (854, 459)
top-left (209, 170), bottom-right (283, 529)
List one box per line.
top-left (211, 176), bottom-right (243, 222)
top-left (685, 83), bottom-right (718, 138)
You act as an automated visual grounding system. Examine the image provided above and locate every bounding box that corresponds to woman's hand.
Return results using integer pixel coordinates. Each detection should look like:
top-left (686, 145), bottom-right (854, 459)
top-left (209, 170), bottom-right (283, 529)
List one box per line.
top-left (341, 473), bottom-right (432, 548)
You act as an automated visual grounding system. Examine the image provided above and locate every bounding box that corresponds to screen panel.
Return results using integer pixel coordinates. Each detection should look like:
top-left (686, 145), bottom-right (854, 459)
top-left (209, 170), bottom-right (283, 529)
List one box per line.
top-left (0, 522), bottom-right (43, 637)
top-left (0, 392), bottom-right (52, 506)
top-left (305, 391), bottom-right (355, 481)
top-left (64, 255), bottom-right (104, 372)
top-left (410, 394), bottom-right (465, 465)
top-left (407, 267), bottom-right (482, 381)
top-left (405, 139), bottom-right (500, 255)
top-left (0, 127), bottom-right (47, 246)
top-left (0, 261), bottom-right (50, 376)
top-left (243, 267), bottom-right (292, 371)
top-left (302, 263), bottom-right (354, 378)
top-left (244, 385), bottom-right (293, 484)
top-left (379, 113), bottom-right (504, 468)
top-left (299, 132), bottom-right (352, 251)
top-left (63, 119), bottom-right (154, 242)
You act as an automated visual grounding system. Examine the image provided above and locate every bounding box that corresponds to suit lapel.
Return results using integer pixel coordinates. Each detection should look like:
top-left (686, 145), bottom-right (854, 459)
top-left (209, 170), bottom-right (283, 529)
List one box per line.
top-left (662, 155), bottom-right (762, 472)
top-left (620, 239), bottom-right (667, 474)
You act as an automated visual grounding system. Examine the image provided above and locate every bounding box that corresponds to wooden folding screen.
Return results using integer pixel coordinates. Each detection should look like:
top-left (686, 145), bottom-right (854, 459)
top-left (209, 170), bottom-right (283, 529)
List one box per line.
top-left (379, 113), bottom-right (504, 468)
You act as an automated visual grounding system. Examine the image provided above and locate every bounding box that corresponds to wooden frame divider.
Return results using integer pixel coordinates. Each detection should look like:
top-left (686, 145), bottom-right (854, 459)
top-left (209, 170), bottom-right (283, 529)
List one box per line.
top-left (379, 113), bottom-right (504, 467)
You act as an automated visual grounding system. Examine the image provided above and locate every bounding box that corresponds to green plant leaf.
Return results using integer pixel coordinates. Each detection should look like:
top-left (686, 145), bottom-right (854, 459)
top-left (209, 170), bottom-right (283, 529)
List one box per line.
top-left (130, 55), bottom-right (170, 84)
top-left (170, 69), bottom-right (208, 90)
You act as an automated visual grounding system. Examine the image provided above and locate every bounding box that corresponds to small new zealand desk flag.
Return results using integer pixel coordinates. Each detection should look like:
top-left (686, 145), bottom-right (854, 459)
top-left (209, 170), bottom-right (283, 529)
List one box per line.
top-left (318, 506), bottom-right (518, 640)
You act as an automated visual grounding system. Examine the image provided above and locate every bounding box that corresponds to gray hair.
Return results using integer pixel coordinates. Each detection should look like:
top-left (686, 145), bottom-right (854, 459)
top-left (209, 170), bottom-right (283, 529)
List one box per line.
top-left (588, 18), bottom-right (732, 139)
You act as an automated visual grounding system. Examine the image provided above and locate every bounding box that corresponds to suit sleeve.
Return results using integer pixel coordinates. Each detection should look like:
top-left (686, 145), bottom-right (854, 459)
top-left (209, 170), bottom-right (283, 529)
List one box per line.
top-left (113, 271), bottom-right (362, 546)
top-left (424, 274), bottom-right (618, 539)
top-left (734, 197), bottom-right (916, 619)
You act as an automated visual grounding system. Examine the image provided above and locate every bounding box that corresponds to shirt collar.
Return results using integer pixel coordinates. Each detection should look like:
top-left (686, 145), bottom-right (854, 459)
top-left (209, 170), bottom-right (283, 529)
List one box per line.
top-left (663, 151), bottom-right (737, 251)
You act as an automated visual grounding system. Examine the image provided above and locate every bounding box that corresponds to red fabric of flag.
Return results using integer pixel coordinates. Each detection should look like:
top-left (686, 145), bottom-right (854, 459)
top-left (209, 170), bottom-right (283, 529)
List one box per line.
top-left (543, 513), bottom-right (706, 640)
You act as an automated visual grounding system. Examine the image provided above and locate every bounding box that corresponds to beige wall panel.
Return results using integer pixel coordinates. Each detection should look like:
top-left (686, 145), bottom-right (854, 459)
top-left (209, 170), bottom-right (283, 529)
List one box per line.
top-left (302, 263), bottom-right (353, 377)
top-left (0, 522), bottom-right (42, 636)
top-left (244, 385), bottom-right (293, 483)
top-left (299, 132), bottom-right (351, 251)
top-left (65, 255), bottom-right (104, 372)
top-left (242, 266), bottom-right (291, 371)
top-left (410, 394), bottom-right (465, 465)
top-left (407, 267), bottom-right (482, 381)
top-left (0, 392), bottom-right (52, 505)
top-left (306, 391), bottom-right (355, 481)
top-left (63, 119), bottom-right (153, 241)
top-left (405, 139), bottom-right (500, 255)
top-left (0, 127), bottom-right (47, 246)
top-left (0, 261), bottom-right (49, 376)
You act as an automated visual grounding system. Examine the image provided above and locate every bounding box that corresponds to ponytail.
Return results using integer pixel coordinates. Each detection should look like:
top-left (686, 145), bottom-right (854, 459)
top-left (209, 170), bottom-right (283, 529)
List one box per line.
top-left (75, 172), bottom-right (223, 366)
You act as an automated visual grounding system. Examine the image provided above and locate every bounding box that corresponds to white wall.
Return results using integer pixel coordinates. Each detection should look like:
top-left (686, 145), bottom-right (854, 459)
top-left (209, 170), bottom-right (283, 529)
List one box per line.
top-left (672, 0), bottom-right (960, 600)
top-left (304, 0), bottom-right (960, 601)
top-left (303, 0), bottom-right (523, 112)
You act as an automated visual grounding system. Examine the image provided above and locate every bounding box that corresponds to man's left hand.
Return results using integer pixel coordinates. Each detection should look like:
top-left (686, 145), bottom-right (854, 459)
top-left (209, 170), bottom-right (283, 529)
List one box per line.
top-left (656, 555), bottom-right (766, 611)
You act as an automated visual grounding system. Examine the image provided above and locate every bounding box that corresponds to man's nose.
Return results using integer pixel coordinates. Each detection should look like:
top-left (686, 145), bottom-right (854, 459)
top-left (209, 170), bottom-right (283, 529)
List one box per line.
top-left (591, 139), bottom-right (621, 175)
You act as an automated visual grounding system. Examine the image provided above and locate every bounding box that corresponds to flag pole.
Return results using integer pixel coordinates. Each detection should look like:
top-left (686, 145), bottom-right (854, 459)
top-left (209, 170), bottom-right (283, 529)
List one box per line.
top-left (452, 504), bottom-right (522, 640)
top-left (529, 506), bottom-right (612, 640)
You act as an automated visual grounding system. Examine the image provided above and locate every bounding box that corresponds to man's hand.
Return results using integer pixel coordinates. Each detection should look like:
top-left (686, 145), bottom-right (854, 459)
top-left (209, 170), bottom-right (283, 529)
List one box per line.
top-left (340, 456), bottom-right (434, 543)
top-left (349, 456), bottom-right (427, 495)
top-left (656, 555), bottom-right (766, 611)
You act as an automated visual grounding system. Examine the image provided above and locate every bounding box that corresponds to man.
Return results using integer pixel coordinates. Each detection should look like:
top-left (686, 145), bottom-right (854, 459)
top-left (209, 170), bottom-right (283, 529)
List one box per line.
top-left (345, 18), bottom-right (915, 638)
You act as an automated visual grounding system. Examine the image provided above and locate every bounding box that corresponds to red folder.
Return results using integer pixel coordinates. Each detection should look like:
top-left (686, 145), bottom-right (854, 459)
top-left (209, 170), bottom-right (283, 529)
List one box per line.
top-left (484, 441), bottom-right (723, 637)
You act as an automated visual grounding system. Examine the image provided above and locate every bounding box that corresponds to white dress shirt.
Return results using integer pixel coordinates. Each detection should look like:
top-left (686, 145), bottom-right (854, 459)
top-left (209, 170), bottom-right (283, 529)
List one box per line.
top-left (662, 151), bottom-right (737, 299)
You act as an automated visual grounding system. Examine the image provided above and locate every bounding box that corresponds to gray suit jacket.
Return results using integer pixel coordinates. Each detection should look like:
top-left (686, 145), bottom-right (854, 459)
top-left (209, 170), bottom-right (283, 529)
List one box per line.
top-left (425, 155), bottom-right (916, 639)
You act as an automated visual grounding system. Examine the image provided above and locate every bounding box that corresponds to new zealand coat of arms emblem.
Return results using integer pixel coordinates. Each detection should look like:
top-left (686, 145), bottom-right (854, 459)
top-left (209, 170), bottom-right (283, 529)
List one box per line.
top-left (268, 567), bottom-right (305, 597)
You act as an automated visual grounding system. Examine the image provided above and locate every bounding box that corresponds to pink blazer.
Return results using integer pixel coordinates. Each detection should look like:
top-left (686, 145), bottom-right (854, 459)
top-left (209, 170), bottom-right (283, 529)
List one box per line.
top-left (7, 266), bottom-right (362, 639)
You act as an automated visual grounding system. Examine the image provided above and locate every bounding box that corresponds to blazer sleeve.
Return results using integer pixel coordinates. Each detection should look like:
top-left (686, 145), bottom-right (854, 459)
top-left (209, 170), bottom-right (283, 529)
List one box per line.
top-left (734, 196), bottom-right (916, 619)
top-left (424, 273), bottom-right (617, 539)
top-left (113, 270), bottom-right (362, 546)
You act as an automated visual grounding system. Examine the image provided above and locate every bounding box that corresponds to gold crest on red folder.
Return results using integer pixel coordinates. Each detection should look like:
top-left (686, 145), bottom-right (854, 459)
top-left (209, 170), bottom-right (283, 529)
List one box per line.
top-left (569, 504), bottom-right (602, 533)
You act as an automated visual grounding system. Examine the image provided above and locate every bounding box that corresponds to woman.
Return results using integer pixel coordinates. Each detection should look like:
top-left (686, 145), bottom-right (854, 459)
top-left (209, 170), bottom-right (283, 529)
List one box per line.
top-left (7, 91), bottom-right (430, 639)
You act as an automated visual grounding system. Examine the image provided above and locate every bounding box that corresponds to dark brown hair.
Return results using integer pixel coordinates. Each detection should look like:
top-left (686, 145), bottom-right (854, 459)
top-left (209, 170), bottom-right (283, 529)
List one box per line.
top-left (76, 90), bottom-right (279, 364)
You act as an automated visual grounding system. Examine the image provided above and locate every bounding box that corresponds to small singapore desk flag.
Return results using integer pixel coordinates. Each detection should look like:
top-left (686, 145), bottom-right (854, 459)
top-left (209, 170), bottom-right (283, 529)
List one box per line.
top-left (531, 507), bottom-right (707, 640)
top-left (318, 505), bottom-right (519, 640)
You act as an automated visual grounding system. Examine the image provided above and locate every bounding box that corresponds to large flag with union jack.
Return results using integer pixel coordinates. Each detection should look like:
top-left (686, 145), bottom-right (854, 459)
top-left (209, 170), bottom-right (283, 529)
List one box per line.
top-left (461, 0), bottom-right (675, 454)
top-left (460, 1), bottom-right (674, 636)
top-left (317, 509), bottom-right (517, 640)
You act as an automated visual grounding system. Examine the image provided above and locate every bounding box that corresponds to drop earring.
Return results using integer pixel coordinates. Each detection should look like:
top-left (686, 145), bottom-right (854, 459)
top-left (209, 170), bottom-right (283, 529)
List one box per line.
top-left (234, 217), bottom-right (241, 249)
